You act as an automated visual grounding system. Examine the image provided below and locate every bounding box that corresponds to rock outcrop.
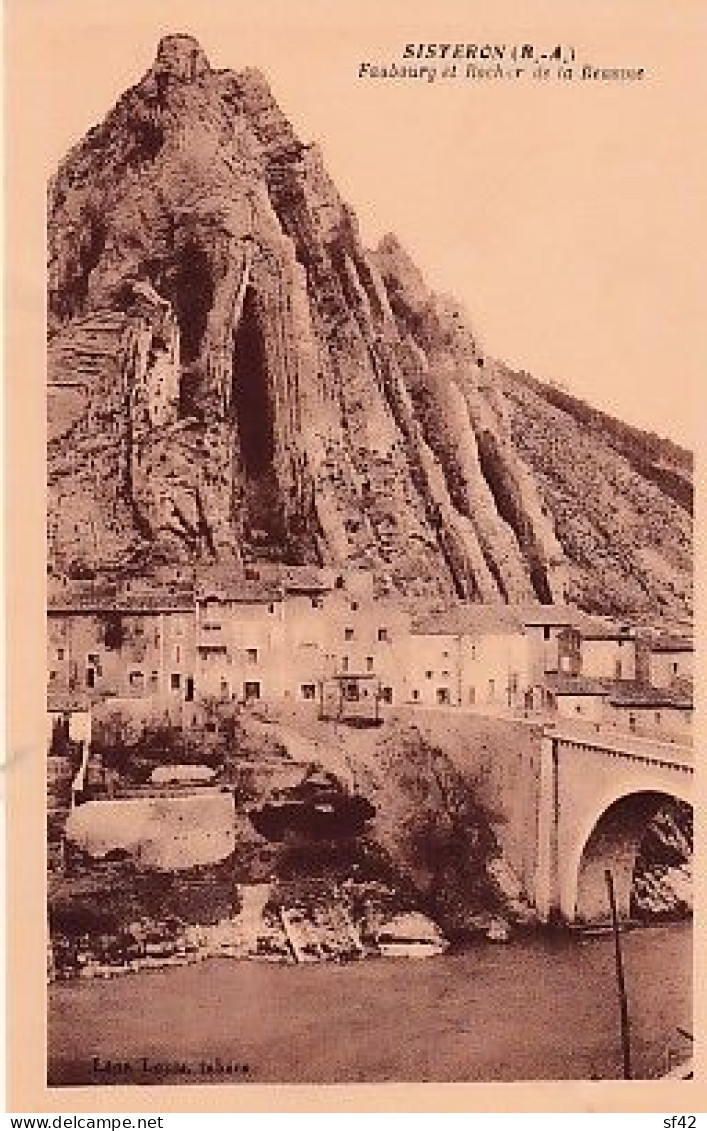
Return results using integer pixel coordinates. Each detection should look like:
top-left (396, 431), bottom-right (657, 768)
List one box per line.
top-left (48, 34), bottom-right (692, 616)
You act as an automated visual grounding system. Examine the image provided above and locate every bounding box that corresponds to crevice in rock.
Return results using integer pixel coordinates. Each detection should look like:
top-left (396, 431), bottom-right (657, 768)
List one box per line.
top-left (171, 240), bottom-right (214, 364)
top-left (178, 366), bottom-right (203, 421)
top-left (54, 217), bottom-right (107, 323)
top-left (194, 487), bottom-right (217, 560)
top-left (476, 429), bottom-right (552, 603)
top-left (230, 288), bottom-right (285, 549)
top-left (129, 119), bottom-right (165, 167)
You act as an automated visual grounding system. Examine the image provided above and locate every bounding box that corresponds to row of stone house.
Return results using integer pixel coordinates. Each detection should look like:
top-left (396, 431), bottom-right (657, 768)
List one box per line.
top-left (47, 567), bottom-right (693, 740)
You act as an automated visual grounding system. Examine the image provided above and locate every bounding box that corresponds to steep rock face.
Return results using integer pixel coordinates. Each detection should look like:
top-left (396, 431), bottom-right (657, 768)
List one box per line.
top-left (501, 372), bottom-right (693, 618)
top-left (48, 35), bottom-right (692, 616)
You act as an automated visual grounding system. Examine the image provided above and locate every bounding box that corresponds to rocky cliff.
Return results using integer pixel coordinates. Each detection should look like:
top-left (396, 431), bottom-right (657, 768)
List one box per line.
top-left (48, 34), bottom-right (692, 617)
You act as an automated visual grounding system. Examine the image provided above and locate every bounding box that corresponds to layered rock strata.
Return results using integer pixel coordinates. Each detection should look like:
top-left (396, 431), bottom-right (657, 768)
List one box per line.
top-left (48, 34), bottom-right (692, 617)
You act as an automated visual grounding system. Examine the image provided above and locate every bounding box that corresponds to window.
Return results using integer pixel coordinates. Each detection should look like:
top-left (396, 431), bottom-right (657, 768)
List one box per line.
top-left (412, 689), bottom-right (420, 701)
top-left (57, 648), bottom-right (65, 660)
top-left (220, 680), bottom-right (229, 700)
top-left (510, 673), bottom-right (519, 695)
top-left (49, 670), bottom-right (57, 682)
top-left (425, 670), bottom-right (433, 680)
top-left (543, 627), bottom-right (551, 641)
top-left (470, 644), bottom-right (476, 660)
top-left (342, 656), bottom-right (349, 672)
top-left (441, 669), bottom-right (450, 677)
top-left (246, 648), bottom-right (258, 664)
top-left (673, 661), bottom-right (679, 675)
top-left (615, 659), bottom-right (622, 679)
top-left (629, 713), bottom-right (636, 732)
top-left (436, 688), bottom-right (451, 706)
top-left (377, 628), bottom-right (389, 643)
top-left (311, 596), bottom-right (322, 609)
top-left (129, 670), bottom-right (144, 688)
top-left (442, 650), bottom-right (449, 659)
top-left (366, 656), bottom-right (374, 672)
top-left (380, 686), bottom-right (393, 704)
top-left (185, 677), bottom-right (194, 702)
top-left (344, 627), bottom-right (354, 641)
top-left (244, 681), bottom-right (261, 701)
top-left (86, 669), bottom-right (96, 689)
top-left (88, 653), bottom-right (99, 666)
top-left (269, 603), bottom-right (275, 614)
top-left (175, 646), bottom-right (181, 663)
top-left (341, 680), bottom-right (360, 703)
top-left (654, 711), bottom-right (662, 725)
top-left (150, 671), bottom-right (159, 688)
top-left (488, 679), bottom-right (495, 699)
top-left (468, 687), bottom-right (476, 705)
top-left (350, 601), bottom-right (358, 611)
top-left (170, 673), bottom-right (181, 690)
top-left (301, 683), bottom-right (317, 700)
top-left (575, 703), bottom-right (582, 714)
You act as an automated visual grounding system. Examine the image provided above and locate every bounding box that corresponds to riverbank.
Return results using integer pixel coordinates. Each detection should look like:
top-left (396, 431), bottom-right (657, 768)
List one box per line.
top-left (48, 921), bottom-right (692, 1085)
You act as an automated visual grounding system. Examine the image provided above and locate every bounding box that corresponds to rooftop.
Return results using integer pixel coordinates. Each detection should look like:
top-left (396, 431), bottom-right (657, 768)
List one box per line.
top-left (544, 674), bottom-right (616, 698)
top-left (610, 686), bottom-right (693, 710)
top-left (580, 624), bottom-right (636, 641)
top-left (196, 578), bottom-right (282, 604)
top-left (412, 604), bottom-right (522, 636)
top-left (513, 603), bottom-right (588, 628)
top-left (650, 634), bottom-right (694, 654)
top-left (48, 588), bottom-right (193, 613)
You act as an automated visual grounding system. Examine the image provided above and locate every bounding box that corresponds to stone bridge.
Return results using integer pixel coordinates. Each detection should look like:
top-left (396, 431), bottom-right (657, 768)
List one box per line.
top-left (532, 725), bottom-right (693, 923)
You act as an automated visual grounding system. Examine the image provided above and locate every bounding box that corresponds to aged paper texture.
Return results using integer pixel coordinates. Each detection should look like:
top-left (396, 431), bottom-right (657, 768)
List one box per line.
top-left (5, 0), bottom-right (706, 1113)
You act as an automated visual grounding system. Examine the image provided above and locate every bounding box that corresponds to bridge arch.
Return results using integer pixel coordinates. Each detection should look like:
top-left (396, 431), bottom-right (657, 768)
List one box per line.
top-left (561, 786), bottom-right (692, 924)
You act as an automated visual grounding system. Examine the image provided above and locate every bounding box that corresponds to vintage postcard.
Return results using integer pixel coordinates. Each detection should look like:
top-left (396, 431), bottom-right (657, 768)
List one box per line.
top-left (4, 0), bottom-right (704, 1113)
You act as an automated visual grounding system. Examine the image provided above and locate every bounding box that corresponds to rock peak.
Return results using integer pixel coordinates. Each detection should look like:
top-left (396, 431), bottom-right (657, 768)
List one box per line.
top-left (46, 38), bottom-right (693, 619)
top-left (153, 34), bottom-right (210, 81)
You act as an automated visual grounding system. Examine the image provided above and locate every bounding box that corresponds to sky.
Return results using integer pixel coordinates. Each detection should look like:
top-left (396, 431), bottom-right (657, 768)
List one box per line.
top-left (20, 0), bottom-right (704, 448)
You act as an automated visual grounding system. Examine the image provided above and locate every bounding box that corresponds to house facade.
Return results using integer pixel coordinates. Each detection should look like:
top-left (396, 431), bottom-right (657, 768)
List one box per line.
top-left (580, 626), bottom-right (638, 682)
top-left (608, 685), bottom-right (693, 742)
top-left (649, 634), bottom-right (694, 690)
top-left (408, 607), bottom-right (531, 712)
top-left (47, 579), bottom-right (693, 745)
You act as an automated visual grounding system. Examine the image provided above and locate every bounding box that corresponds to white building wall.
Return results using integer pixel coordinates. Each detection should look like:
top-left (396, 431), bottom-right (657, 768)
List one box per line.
top-left (650, 650), bottom-right (694, 689)
top-left (581, 637), bottom-right (636, 681)
top-left (526, 625), bottom-right (565, 681)
top-left (402, 634), bottom-right (458, 708)
top-left (196, 598), bottom-right (285, 703)
top-left (554, 693), bottom-right (608, 724)
top-left (609, 703), bottom-right (692, 741)
top-left (459, 632), bottom-right (531, 711)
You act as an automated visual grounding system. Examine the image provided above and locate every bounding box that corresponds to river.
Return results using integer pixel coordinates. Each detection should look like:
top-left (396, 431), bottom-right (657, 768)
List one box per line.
top-left (48, 922), bottom-right (691, 1085)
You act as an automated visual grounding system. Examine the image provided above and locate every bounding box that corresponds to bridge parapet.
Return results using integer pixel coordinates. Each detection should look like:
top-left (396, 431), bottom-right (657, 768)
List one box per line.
top-left (545, 722), bottom-right (693, 770)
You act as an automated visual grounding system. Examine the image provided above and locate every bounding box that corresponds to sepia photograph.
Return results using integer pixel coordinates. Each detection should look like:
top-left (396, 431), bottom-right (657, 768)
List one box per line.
top-left (17, 0), bottom-right (699, 1102)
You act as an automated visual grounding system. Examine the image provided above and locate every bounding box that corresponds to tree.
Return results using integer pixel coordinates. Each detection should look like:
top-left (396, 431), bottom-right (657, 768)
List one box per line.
top-left (99, 612), bottom-right (126, 650)
top-left (91, 708), bottom-right (141, 774)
